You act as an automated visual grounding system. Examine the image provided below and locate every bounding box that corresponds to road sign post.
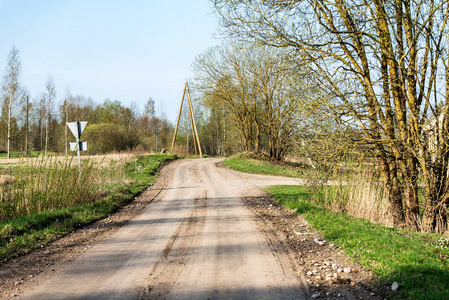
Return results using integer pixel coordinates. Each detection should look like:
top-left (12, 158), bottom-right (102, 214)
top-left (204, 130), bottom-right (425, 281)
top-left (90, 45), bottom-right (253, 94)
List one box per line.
top-left (67, 121), bottom-right (87, 179)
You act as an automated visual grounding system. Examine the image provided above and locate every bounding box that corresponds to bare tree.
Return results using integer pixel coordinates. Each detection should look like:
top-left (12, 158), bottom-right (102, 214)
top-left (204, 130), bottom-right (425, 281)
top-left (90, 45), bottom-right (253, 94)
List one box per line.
top-left (1, 47), bottom-right (21, 158)
top-left (62, 90), bottom-right (72, 156)
top-left (144, 97), bottom-right (156, 119)
top-left (193, 41), bottom-right (314, 160)
top-left (44, 76), bottom-right (56, 157)
top-left (20, 92), bottom-right (32, 156)
top-left (193, 42), bottom-right (262, 152)
top-left (213, 0), bottom-right (449, 232)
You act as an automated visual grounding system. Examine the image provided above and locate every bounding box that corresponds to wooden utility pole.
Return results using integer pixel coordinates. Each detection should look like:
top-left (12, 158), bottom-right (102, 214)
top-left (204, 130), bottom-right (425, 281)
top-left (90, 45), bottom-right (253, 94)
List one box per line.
top-left (171, 82), bottom-right (203, 157)
top-left (187, 88), bottom-right (198, 154)
top-left (65, 98), bottom-right (68, 156)
top-left (25, 95), bottom-right (29, 157)
top-left (171, 85), bottom-right (186, 153)
top-left (186, 84), bottom-right (202, 157)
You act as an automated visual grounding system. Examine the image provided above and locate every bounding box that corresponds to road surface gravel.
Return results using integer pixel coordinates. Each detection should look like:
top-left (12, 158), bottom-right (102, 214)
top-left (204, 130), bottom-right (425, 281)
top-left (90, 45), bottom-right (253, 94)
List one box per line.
top-left (2, 158), bottom-right (385, 299)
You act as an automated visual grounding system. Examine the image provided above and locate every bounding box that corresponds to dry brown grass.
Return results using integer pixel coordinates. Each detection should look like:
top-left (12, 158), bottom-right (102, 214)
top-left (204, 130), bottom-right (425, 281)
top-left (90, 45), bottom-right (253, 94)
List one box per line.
top-left (0, 175), bottom-right (13, 185)
top-left (345, 182), bottom-right (394, 226)
top-left (0, 153), bottom-right (145, 222)
top-left (318, 174), bottom-right (394, 227)
top-left (0, 153), bottom-right (142, 169)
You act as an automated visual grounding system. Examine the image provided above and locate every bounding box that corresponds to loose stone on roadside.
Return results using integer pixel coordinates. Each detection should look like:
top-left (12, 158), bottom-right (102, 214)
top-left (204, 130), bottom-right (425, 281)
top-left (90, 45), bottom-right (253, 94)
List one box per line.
top-left (314, 238), bottom-right (326, 246)
top-left (241, 186), bottom-right (386, 300)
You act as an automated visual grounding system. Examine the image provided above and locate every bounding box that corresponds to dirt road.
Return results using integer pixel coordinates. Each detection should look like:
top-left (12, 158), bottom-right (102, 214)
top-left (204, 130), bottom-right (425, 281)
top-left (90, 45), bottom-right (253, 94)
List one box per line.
top-left (11, 158), bottom-right (383, 299)
top-left (19, 158), bottom-right (306, 299)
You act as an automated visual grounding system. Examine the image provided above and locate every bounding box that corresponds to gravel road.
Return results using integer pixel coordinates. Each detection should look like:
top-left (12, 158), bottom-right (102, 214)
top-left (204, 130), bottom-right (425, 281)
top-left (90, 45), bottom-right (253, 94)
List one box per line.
top-left (19, 158), bottom-right (306, 299)
top-left (6, 158), bottom-right (384, 299)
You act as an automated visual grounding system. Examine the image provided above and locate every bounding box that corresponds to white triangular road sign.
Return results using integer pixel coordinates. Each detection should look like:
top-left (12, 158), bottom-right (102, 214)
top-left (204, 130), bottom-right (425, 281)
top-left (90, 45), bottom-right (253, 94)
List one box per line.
top-left (67, 121), bottom-right (87, 138)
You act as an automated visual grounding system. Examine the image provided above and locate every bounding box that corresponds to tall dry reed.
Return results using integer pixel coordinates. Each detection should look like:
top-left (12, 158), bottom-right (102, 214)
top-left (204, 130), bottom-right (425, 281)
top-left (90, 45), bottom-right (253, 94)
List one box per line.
top-left (0, 155), bottom-right (128, 222)
top-left (312, 165), bottom-right (394, 226)
top-left (345, 181), bottom-right (393, 226)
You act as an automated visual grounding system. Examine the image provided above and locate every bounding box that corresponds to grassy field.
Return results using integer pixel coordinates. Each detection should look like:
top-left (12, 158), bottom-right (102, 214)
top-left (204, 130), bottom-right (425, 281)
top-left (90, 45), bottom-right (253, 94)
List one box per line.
top-left (0, 154), bottom-right (176, 262)
top-left (224, 153), bottom-right (449, 299)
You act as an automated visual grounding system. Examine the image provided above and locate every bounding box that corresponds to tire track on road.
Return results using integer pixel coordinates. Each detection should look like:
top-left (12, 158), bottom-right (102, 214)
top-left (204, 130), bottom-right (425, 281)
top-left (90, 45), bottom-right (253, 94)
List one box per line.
top-left (142, 191), bottom-right (208, 299)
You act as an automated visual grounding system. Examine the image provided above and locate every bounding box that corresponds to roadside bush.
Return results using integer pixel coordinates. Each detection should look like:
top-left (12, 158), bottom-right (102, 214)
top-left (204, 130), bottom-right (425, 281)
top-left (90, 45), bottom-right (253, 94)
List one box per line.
top-left (83, 123), bottom-right (139, 154)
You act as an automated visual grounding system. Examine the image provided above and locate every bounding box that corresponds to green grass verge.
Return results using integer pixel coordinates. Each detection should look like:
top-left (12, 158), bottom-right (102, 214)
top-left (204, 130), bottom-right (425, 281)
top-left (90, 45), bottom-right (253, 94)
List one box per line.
top-left (183, 154), bottom-right (210, 159)
top-left (0, 154), bottom-right (176, 262)
top-left (267, 185), bottom-right (449, 300)
top-left (223, 156), bottom-right (304, 178)
top-left (0, 151), bottom-right (40, 158)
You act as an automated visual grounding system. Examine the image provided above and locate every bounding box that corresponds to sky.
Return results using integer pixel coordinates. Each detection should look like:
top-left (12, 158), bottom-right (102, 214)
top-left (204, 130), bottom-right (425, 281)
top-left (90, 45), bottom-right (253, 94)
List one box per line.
top-left (0, 0), bottom-right (220, 122)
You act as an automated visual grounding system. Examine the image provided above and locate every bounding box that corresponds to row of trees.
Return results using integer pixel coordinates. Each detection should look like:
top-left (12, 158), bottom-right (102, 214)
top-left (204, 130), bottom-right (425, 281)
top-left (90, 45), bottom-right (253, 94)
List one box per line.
top-left (210, 0), bottom-right (449, 233)
top-left (1, 47), bottom-right (171, 156)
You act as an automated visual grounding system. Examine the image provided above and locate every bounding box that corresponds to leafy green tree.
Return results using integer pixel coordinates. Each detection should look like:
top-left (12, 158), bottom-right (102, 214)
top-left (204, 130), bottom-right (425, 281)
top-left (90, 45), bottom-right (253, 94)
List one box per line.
top-left (95, 99), bottom-right (124, 124)
top-left (83, 123), bottom-right (139, 154)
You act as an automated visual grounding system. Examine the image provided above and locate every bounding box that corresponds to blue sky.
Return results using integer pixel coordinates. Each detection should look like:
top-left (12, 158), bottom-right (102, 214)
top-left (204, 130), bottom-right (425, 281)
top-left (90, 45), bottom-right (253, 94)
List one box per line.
top-left (0, 0), bottom-right (219, 122)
